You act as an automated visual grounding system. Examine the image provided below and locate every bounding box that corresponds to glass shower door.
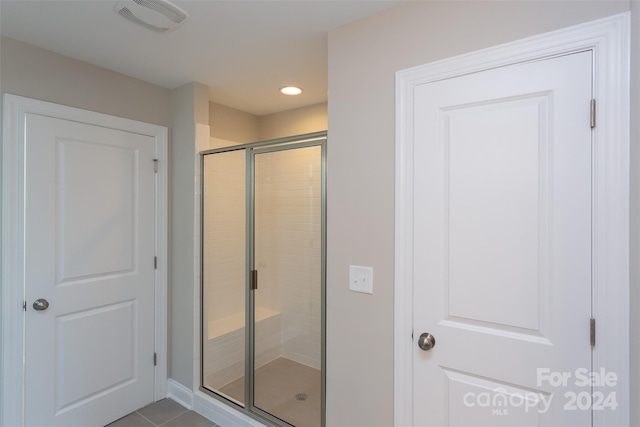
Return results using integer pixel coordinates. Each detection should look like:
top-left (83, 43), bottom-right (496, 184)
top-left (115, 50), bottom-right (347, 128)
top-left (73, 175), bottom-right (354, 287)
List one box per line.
top-left (252, 144), bottom-right (323, 427)
top-left (201, 149), bottom-right (247, 406)
top-left (201, 133), bottom-right (326, 427)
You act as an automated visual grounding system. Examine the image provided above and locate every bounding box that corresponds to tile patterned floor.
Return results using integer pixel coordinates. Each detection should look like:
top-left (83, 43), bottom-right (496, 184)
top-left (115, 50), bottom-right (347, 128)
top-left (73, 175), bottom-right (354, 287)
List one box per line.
top-left (110, 357), bottom-right (321, 427)
top-left (107, 398), bottom-right (221, 427)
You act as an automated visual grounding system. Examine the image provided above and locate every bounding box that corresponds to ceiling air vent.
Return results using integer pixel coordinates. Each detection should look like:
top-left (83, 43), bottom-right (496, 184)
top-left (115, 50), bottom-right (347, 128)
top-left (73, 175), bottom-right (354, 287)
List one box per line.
top-left (114, 0), bottom-right (189, 33)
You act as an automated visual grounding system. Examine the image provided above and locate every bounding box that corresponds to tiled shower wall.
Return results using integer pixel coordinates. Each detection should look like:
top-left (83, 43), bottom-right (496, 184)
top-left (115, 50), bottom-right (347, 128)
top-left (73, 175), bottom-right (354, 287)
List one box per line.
top-left (255, 146), bottom-right (322, 369)
top-left (202, 151), bottom-right (246, 327)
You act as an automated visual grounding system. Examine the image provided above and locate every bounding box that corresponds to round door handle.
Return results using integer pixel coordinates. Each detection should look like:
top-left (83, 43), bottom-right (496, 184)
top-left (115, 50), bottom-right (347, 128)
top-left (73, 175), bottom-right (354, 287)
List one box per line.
top-left (418, 332), bottom-right (436, 351)
top-left (33, 299), bottom-right (49, 311)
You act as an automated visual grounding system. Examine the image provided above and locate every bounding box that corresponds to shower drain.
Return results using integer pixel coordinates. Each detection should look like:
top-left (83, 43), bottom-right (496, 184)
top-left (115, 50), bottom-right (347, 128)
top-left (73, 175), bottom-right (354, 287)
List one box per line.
top-left (295, 393), bottom-right (308, 401)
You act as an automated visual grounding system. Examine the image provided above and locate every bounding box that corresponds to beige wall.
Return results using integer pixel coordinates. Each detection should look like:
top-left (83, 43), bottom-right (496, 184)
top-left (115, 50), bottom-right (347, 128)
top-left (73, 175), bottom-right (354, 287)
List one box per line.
top-left (0, 37), bottom-right (171, 128)
top-left (209, 101), bottom-right (259, 144)
top-left (208, 101), bottom-right (327, 147)
top-left (170, 82), bottom-right (209, 388)
top-left (259, 102), bottom-right (328, 140)
top-left (327, 1), bottom-right (632, 425)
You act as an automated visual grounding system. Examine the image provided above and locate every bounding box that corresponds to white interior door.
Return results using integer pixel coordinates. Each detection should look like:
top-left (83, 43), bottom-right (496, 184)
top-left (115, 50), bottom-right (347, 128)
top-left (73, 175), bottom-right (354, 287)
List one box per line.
top-left (412, 51), bottom-right (593, 426)
top-left (24, 113), bottom-right (156, 426)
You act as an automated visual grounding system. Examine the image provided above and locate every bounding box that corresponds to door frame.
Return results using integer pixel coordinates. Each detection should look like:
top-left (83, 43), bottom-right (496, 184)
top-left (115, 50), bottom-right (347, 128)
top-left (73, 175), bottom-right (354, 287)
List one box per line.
top-left (1, 94), bottom-right (169, 426)
top-left (394, 13), bottom-right (629, 427)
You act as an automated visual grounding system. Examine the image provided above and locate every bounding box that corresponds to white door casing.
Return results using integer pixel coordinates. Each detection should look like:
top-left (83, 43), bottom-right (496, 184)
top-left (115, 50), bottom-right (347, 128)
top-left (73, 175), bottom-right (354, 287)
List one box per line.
top-left (395, 13), bottom-right (629, 427)
top-left (1, 95), bottom-right (169, 426)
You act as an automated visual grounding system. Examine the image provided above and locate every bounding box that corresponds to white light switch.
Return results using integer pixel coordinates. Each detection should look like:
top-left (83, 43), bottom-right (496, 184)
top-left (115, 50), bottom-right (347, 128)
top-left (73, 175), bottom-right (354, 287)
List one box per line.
top-left (349, 265), bottom-right (373, 294)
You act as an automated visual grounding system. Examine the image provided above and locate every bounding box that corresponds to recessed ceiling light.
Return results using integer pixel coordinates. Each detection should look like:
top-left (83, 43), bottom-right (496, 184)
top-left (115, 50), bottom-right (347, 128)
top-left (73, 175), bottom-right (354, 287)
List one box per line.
top-left (280, 86), bottom-right (303, 96)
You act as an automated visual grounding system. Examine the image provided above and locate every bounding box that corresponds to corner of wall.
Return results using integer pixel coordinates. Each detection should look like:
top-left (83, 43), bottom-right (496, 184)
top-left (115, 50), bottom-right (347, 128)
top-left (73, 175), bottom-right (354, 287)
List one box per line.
top-left (169, 82), bottom-right (200, 390)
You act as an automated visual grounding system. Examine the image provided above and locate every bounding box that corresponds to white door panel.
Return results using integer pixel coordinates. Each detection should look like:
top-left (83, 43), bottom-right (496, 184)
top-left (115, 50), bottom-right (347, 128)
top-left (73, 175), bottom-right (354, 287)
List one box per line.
top-left (58, 139), bottom-right (137, 281)
top-left (413, 52), bottom-right (592, 425)
top-left (24, 114), bottom-right (155, 426)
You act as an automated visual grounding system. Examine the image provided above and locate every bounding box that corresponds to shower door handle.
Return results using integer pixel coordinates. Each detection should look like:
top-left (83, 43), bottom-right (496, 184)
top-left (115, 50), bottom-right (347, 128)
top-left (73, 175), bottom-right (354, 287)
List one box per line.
top-left (251, 270), bottom-right (258, 290)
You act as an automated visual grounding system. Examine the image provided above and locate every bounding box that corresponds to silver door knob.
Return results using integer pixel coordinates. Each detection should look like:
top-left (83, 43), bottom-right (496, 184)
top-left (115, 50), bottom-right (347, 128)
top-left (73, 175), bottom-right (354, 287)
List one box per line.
top-left (33, 299), bottom-right (49, 311)
top-left (418, 332), bottom-right (436, 351)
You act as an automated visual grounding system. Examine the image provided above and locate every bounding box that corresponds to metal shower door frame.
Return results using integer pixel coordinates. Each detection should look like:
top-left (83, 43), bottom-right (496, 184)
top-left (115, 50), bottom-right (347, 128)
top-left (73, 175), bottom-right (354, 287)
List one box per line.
top-left (199, 131), bottom-right (327, 427)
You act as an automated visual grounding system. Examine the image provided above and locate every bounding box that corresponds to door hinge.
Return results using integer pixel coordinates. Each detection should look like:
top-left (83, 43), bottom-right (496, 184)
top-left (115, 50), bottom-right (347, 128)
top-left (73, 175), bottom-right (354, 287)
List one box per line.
top-left (590, 318), bottom-right (596, 347)
top-left (250, 270), bottom-right (258, 290)
top-left (153, 159), bottom-right (159, 173)
top-left (590, 99), bottom-right (596, 129)
top-left (154, 352), bottom-right (157, 366)
top-left (23, 301), bottom-right (27, 311)
top-left (154, 256), bottom-right (158, 269)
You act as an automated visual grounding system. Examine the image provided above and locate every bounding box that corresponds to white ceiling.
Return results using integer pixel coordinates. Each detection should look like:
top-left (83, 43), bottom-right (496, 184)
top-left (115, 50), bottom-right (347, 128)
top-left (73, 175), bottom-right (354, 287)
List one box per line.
top-left (0, 0), bottom-right (404, 116)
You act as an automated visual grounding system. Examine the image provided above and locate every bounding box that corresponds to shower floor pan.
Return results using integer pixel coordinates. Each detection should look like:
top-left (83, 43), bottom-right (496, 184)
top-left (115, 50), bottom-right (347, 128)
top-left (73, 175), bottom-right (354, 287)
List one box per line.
top-left (219, 357), bottom-right (321, 427)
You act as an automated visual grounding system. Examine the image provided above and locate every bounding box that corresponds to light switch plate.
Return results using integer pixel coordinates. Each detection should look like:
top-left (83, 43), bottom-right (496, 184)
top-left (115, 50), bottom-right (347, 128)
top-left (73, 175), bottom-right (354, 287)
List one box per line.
top-left (349, 265), bottom-right (373, 294)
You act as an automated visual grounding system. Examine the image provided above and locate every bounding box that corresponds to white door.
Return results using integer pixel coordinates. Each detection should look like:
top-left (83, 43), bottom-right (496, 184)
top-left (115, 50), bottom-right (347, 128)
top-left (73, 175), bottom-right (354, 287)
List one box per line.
top-left (413, 51), bottom-right (593, 425)
top-left (24, 114), bottom-right (156, 426)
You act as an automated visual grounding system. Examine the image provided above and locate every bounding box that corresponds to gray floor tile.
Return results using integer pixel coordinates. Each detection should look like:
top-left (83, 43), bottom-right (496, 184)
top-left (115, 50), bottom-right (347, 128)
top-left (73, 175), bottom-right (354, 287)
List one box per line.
top-left (138, 399), bottom-right (188, 426)
top-left (161, 410), bottom-right (216, 427)
top-left (107, 412), bottom-right (155, 427)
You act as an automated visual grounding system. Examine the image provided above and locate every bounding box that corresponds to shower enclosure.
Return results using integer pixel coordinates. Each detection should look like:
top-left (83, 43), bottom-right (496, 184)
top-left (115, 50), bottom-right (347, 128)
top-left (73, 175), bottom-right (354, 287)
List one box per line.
top-left (200, 133), bottom-right (326, 427)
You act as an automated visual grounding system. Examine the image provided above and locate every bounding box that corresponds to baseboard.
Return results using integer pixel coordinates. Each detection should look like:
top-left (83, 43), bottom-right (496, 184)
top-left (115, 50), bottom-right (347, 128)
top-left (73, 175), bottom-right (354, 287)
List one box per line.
top-left (167, 379), bottom-right (194, 409)
top-left (167, 380), bottom-right (265, 426)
